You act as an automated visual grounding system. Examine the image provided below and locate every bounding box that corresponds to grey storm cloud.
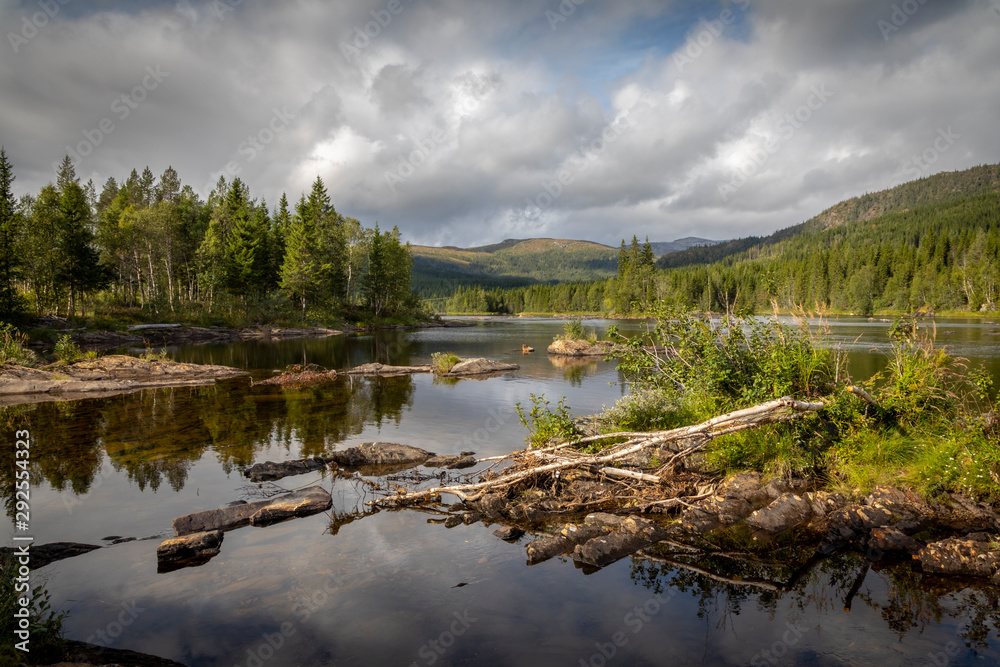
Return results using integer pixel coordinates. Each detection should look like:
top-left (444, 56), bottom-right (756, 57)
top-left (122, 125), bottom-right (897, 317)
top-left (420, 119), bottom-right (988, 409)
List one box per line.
top-left (0, 0), bottom-right (997, 247)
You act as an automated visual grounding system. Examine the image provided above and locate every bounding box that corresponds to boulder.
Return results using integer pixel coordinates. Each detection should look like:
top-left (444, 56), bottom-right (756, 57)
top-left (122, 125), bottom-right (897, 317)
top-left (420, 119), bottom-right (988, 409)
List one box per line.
top-left (344, 363), bottom-right (432, 376)
top-left (525, 523), bottom-right (609, 565)
top-left (917, 534), bottom-right (1000, 578)
top-left (474, 494), bottom-right (509, 519)
top-left (244, 457), bottom-right (330, 482)
top-left (172, 486), bottom-right (332, 535)
top-left (546, 339), bottom-right (613, 357)
top-left (680, 472), bottom-right (768, 532)
top-left (746, 493), bottom-right (814, 535)
top-left (424, 455), bottom-right (460, 467)
top-left (328, 442), bottom-right (434, 468)
top-left (447, 455), bottom-right (478, 470)
top-left (156, 530), bottom-right (223, 572)
top-left (572, 516), bottom-right (671, 568)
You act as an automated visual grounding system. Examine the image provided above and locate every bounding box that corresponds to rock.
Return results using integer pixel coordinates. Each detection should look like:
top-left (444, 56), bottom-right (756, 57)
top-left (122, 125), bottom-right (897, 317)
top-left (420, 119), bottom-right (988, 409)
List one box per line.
top-left (806, 491), bottom-right (848, 518)
top-left (821, 505), bottom-right (896, 552)
top-left (459, 451), bottom-right (476, 457)
top-left (525, 523), bottom-right (608, 565)
top-left (584, 512), bottom-right (627, 529)
top-left (0, 355), bottom-right (248, 406)
top-left (447, 455), bottom-right (477, 470)
top-left (327, 442), bottom-right (434, 468)
top-left (917, 535), bottom-right (1000, 578)
top-left (572, 517), bottom-right (671, 568)
top-left (546, 339), bottom-right (614, 357)
top-left (444, 516), bottom-right (463, 528)
top-left (423, 455), bottom-right (460, 467)
top-left (680, 472), bottom-right (767, 532)
top-left (930, 493), bottom-right (1000, 533)
top-left (248, 486), bottom-right (333, 526)
top-left (461, 512), bottom-right (483, 525)
top-left (494, 526), bottom-right (524, 541)
top-left (442, 358), bottom-right (520, 376)
top-left (870, 527), bottom-right (924, 554)
top-left (475, 494), bottom-right (509, 519)
top-left (0, 542), bottom-right (101, 569)
top-left (156, 530), bottom-right (224, 572)
top-left (344, 362), bottom-right (433, 376)
top-left (172, 486), bottom-right (333, 535)
top-left (746, 493), bottom-right (814, 535)
top-left (244, 457), bottom-right (329, 482)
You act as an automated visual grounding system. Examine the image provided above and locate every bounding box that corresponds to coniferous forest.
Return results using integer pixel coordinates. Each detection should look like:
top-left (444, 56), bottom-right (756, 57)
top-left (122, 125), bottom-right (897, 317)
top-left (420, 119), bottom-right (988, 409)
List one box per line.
top-left (0, 148), bottom-right (422, 326)
top-left (444, 167), bottom-right (1000, 316)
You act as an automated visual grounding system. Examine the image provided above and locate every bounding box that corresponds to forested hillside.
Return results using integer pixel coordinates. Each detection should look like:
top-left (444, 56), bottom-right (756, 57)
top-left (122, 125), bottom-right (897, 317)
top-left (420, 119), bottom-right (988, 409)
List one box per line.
top-left (0, 150), bottom-right (420, 325)
top-left (445, 166), bottom-right (1000, 316)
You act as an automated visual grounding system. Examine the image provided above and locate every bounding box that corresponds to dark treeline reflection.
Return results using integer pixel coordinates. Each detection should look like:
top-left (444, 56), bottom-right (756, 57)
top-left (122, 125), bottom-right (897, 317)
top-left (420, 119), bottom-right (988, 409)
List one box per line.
top-left (629, 549), bottom-right (1000, 658)
top-left (0, 374), bottom-right (414, 507)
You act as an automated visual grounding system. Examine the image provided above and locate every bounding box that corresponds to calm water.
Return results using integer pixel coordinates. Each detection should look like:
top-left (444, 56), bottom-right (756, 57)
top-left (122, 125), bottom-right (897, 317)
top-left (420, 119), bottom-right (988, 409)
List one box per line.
top-left (3, 317), bottom-right (999, 666)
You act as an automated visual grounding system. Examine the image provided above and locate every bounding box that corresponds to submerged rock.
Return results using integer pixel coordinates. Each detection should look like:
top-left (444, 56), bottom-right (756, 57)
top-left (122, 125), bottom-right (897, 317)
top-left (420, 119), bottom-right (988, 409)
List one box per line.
top-left (447, 455), bottom-right (478, 470)
top-left (156, 530), bottom-right (224, 572)
top-left (494, 526), bottom-right (524, 541)
top-left (244, 456), bottom-right (330, 482)
top-left (0, 542), bottom-right (101, 570)
top-left (572, 516), bottom-right (672, 568)
top-left (424, 455), bottom-right (461, 467)
top-left (870, 527), bottom-right (925, 555)
top-left (327, 442), bottom-right (434, 468)
top-left (172, 486), bottom-right (333, 535)
top-left (344, 362), bottom-right (433, 376)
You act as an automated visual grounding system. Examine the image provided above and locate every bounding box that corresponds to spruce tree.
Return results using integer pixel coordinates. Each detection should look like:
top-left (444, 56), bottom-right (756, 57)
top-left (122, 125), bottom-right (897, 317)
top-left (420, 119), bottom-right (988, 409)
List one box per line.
top-left (0, 147), bottom-right (21, 317)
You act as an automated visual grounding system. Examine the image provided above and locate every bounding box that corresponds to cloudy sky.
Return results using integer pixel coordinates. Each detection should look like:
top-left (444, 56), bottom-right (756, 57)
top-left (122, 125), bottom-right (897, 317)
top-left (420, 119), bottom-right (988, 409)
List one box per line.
top-left (1, 0), bottom-right (998, 247)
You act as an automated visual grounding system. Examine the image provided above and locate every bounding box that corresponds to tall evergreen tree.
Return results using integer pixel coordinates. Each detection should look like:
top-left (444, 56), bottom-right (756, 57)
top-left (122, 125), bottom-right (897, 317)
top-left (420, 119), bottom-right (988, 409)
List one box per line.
top-left (0, 147), bottom-right (22, 317)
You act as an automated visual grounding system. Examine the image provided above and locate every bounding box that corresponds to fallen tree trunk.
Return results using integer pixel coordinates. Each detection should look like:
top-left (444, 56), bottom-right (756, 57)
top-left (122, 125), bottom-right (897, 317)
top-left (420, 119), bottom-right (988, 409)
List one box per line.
top-left (370, 396), bottom-right (824, 506)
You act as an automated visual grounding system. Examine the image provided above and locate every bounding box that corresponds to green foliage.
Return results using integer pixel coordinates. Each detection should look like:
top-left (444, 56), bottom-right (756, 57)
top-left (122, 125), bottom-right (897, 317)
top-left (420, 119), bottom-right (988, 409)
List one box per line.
top-left (612, 307), bottom-right (835, 416)
top-left (430, 352), bottom-right (460, 374)
top-left (53, 334), bottom-right (81, 363)
top-left (557, 318), bottom-right (586, 341)
top-left (1, 553), bottom-right (67, 663)
top-left (0, 323), bottom-right (38, 366)
top-left (515, 393), bottom-right (581, 448)
top-left (600, 387), bottom-right (690, 432)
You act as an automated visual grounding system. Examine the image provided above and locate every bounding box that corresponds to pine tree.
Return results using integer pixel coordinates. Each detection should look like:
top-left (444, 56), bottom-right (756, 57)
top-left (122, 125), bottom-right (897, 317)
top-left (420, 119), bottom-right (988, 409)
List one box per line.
top-left (0, 147), bottom-right (22, 317)
top-left (280, 194), bottom-right (318, 318)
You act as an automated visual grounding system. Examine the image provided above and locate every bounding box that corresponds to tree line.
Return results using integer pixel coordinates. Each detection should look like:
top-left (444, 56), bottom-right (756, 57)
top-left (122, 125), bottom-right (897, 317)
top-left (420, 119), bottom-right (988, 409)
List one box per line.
top-left (0, 148), bottom-right (421, 324)
top-left (444, 193), bottom-right (1000, 316)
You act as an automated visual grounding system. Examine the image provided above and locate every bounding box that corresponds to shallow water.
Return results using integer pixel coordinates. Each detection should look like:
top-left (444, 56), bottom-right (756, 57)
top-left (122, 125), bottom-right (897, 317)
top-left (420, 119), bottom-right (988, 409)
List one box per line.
top-left (3, 317), bottom-right (999, 666)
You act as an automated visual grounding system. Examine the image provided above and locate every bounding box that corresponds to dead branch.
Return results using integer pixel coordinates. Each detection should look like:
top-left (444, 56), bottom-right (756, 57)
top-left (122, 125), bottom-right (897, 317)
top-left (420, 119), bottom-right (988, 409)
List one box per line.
top-left (846, 385), bottom-right (879, 408)
top-left (369, 396), bottom-right (824, 507)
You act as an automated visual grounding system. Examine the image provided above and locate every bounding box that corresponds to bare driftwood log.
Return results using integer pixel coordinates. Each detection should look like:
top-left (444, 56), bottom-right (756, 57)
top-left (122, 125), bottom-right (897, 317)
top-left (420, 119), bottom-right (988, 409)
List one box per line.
top-left (370, 396), bottom-right (824, 506)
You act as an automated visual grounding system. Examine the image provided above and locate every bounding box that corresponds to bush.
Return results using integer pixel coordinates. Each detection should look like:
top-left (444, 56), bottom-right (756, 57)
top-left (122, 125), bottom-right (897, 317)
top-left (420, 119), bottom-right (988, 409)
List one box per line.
top-left (1, 553), bottom-right (66, 663)
top-left (515, 393), bottom-right (581, 448)
top-left (0, 324), bottom-right (39, 366)
top-left (53, 334), bottom-right (81, 363)
top-left (431, 352), bottom-right (460, 374)
top-left (600, 388), bottom-right (690, 432)
top-left (557, 318), bottom-right (586, 341)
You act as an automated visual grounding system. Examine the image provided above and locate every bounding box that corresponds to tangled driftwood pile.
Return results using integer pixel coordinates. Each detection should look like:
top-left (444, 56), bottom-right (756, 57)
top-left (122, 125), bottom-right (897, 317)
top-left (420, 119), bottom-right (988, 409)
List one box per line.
top-left (370, 396), bottom-right (824, 507)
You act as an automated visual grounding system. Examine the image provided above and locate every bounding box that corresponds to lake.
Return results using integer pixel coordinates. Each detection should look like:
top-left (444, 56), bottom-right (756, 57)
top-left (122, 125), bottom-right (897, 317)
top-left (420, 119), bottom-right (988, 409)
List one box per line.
top-left (4, 316), bottom-right (999, 666)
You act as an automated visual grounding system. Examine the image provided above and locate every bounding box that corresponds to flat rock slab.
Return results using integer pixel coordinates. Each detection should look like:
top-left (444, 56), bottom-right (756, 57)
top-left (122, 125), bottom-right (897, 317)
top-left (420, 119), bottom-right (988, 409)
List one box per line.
top-left (172, 486), bottom-right (332, 536)
top-left (0, 355), bottom-right (248, 405)
top-left (328, 442), bottom-right (434, 468)
top-left (441, 358), bottom-right (520, 377)
top-left (345, 363), bottom-right (432, 376)
top-left (244, 457), bottom-right (330, 482)
top-left (156, 530), bottom-right (224, 572)
top-left (0, 542), bottom-right (101, 569)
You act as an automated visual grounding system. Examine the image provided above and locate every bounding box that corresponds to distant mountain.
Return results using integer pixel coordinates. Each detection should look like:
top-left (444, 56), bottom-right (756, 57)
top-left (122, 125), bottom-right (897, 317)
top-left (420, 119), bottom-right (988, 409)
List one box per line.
top-left (411, 238), bottom-right (618, 298)
top-left (659, 163), bottom-right (1000, 270)
top-left (648, 237), bottom-right (724, 257)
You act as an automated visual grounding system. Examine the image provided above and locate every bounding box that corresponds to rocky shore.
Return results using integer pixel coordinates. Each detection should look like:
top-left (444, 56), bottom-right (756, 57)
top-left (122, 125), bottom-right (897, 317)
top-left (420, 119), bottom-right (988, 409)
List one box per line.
top-left (0, 355), bottom-right (248, 405)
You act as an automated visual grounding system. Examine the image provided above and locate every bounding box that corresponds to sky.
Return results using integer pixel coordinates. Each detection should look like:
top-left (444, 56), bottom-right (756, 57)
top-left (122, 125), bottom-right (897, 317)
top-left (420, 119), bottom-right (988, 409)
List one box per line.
top-left (1, 0), bottom-right (998, 248)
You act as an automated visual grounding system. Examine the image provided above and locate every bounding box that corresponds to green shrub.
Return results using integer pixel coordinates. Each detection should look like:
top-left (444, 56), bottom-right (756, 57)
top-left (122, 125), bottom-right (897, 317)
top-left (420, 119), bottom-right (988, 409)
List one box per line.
top-left (53, 334), bottom-right (82, 363)
top-left (431, 352), bottom-right (460, 374)
top-left (600, 387), bottom-right (690, 432)
top-left (515, 393), bottom-right (581, 448)
top-left (0, 324), bottom-right (39, 367)
top-left (1, 553), bottom-right (66, 663)
top-left (557, 318), bottom-right (586, 341)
